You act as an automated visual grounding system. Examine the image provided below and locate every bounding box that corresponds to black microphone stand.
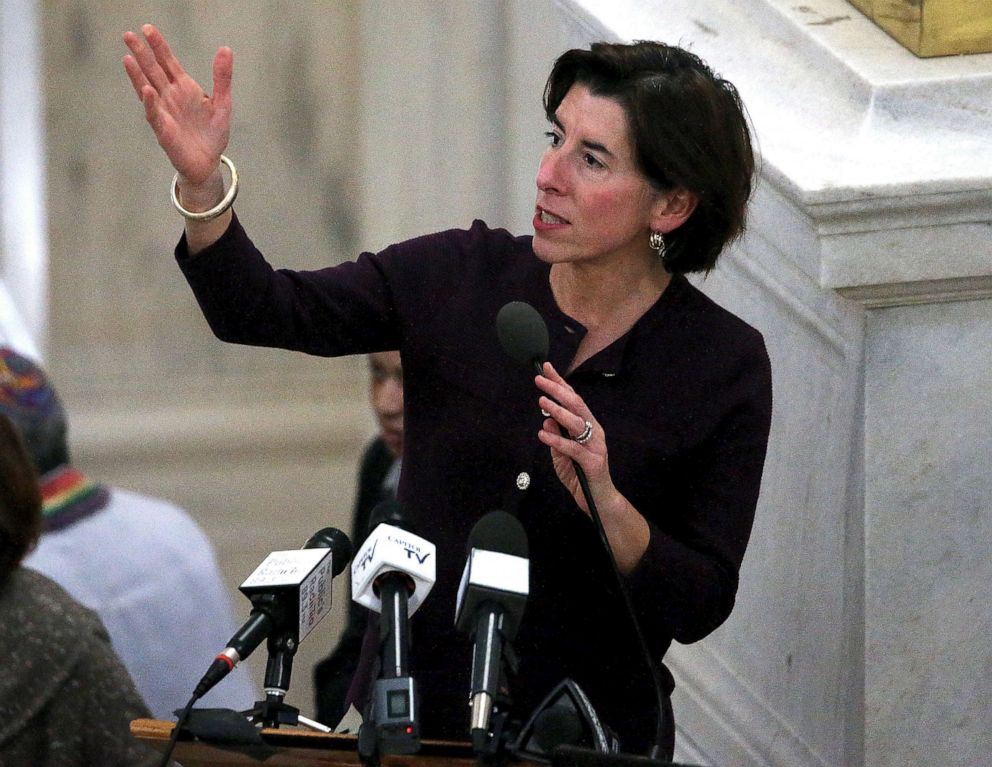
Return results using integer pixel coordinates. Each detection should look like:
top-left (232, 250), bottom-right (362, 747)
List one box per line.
top-left (470, 623), bottom-right (520, 762)
top-left (238, 592), bottom-right (315, 731)
top-left (248, 628), bottom-right (302, 728)
top-left (358, 576), bottom-right (421, 764)
top-left (248, 623), bottom-right (335, 733)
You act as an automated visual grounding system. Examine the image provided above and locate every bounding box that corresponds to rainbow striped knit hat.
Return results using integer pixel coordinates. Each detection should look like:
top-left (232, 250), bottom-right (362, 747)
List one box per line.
top-left (0, 347), bottom-right (69, 475)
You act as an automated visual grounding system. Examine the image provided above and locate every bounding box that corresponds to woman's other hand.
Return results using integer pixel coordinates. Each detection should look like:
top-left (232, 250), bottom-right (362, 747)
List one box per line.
top-left (535, 362), bottom-right (649, 573)
top-left (123, 24), bottom-right (231, 189)
top-left (536, 361), bottom-right (609, 510)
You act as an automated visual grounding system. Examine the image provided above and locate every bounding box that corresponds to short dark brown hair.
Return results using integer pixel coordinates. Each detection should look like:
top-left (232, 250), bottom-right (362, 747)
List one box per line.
top-left (544, 41), bottom-right (755, 273)
top-left (0, 414), bottom-right (43, 584)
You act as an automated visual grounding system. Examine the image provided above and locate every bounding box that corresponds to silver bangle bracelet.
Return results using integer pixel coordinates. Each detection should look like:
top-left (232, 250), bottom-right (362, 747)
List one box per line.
top-left (170, 154), bottom-right (239, 221)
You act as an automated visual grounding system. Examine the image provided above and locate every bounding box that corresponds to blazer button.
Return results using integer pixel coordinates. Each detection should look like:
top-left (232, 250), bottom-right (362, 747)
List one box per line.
top-left (516, 472), bottom-right (531, 490)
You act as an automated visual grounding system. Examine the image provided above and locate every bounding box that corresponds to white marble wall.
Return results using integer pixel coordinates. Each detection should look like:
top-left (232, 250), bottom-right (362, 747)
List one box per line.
top-left (673, 180), bottom-right (867, 767)
top-left (354, 0), bottom-right (579, 247)
top-left (864, 300), bottom-right (992, 767)
top-left (43, 1), bottom-right (366, 398)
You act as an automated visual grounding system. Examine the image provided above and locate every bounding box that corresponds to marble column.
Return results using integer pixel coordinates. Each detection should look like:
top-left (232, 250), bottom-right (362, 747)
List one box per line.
top-left (551, 1), bottom-right (992, 765)
top-left (0, 0), bottom-right (46, 354)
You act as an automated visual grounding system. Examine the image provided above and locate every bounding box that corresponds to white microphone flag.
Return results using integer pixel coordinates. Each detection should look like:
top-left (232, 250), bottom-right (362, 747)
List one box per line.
top-left (351, 523), bottom-right (436, 615)
top-left (239, 548), bottom-right (334, 642)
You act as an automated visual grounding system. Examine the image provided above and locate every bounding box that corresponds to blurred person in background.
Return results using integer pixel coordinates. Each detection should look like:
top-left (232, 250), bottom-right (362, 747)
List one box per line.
top-left (314, 350), bottom-right (403, 727)
top-left (0, 345), bottom-right (257, 719)
top-left (0, 412), bottom-right (159, 766)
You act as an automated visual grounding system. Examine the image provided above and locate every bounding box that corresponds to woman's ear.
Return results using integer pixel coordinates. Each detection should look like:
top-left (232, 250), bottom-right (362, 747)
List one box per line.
top-left (651, 187), bottom-right (698, 233)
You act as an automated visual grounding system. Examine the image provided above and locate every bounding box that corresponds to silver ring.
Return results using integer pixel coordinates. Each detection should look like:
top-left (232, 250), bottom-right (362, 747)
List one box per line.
top-left (574, 420), bottom-right (593, 444)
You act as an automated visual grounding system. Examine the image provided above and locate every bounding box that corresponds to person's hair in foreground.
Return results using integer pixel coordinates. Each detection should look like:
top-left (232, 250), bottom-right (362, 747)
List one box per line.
top-left (0, 414), bottom-right (42, 584)
top-left (544, 40), bottom-right (755, 273)
top-left (0, 413), bottom-right (159, 766)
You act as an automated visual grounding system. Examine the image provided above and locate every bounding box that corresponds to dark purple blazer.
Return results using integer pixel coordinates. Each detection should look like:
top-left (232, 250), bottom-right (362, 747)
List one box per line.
top-left (177, 216), bottom-right (772, 750)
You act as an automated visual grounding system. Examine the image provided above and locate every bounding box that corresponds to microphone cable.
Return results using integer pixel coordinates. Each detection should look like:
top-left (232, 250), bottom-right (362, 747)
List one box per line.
top-left (569, 458), bottom-right (669, 760)
top-left (157, 694), bottom-right (197, 767)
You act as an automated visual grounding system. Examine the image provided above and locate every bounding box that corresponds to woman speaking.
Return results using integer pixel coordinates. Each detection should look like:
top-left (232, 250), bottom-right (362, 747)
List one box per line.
top-left (123, 25), bottom-right (772, 759)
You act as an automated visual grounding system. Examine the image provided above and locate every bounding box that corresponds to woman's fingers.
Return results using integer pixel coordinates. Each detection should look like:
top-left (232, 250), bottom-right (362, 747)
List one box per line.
top-left (123, 28), bottom-right (169, 93)
top-left (143, 24), bottom-right (184, 83)
top-left (536, 362), bottom-right (578, 402)
top-left (538, 418), bottom-right (585, 460)
top-left (124, 63), bottom-right (169, 145)
top-left (211, 47), bottom-right (234, 115)
top-left (538, 394), bottom-right (590, 440)
top-left (140, 87), bottom-right (174, 145)
top-left (535, 363), bottom-right (593, 428)
top-left (122, 54), bottom-right (150, 100)
top-left (123, 24), bottom-right (234, 183)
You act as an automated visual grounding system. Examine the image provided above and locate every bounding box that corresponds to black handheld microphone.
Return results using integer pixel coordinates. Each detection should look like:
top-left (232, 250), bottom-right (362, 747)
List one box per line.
top-left (496, 301), bottom-right (549, 375)
top-left (193, 527), bottom-right (353, 700)
top-left (496, 301), bottom-right (671, 761)
top-left (455, 510), bottom-right (530, 754)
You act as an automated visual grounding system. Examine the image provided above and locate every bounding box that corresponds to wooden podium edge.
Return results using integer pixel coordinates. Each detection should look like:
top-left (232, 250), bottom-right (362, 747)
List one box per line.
top-left (132, 718), bottom-right (476, 767)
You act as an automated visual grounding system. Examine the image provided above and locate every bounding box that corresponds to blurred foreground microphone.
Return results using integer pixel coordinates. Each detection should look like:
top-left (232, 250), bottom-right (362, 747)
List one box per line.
top-left (193, 527), bottom-right (353, 700)
top-left (353, 500), bottom-right (436, 755)
top-left (455, 510), bottom-right (530, 754)
top-left (496, 301), bottom-right (550, 375)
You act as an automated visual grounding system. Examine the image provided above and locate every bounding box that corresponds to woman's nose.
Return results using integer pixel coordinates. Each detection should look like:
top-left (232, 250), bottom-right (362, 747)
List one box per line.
top-left (536, 148), bottom-right (565, 193)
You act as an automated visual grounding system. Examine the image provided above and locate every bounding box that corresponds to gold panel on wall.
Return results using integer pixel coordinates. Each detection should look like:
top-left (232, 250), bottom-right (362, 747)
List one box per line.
top-left (848, 0), bottom-right (992, 57)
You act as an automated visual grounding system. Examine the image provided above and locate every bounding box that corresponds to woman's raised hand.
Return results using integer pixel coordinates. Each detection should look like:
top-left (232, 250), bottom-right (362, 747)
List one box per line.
top-left (123, 24), bottom-right (231, 187)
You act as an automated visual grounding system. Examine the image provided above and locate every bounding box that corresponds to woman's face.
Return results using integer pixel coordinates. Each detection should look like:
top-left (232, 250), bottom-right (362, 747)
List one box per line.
top-left (532, 84), bottom-right (661, 268)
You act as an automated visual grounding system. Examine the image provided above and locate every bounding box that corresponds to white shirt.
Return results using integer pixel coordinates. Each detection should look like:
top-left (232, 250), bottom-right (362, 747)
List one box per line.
top-left (24, 487), bottom-right (258, 719)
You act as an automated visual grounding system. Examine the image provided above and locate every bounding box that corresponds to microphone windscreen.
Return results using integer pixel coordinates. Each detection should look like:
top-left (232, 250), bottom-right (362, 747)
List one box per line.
top-left (303, 527), bottom-right (354, 576)
top-left (468, 510), bottom-right (528, 558)
top-left (496, 301), bottom-right (549, 370)
top-left (368, 498), bottom-right (408, 532)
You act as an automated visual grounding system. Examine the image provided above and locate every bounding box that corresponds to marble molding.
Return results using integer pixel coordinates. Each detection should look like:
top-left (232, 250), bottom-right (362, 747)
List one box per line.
top-left (552, 1), bottom-right (992, 766)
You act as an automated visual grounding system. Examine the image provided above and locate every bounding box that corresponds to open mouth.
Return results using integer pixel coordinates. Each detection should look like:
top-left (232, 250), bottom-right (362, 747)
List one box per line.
top-left (536, 207), bottom-right (569, 225)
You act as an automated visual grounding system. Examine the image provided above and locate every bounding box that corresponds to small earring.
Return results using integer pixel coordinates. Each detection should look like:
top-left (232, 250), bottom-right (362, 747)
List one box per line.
top-left (649, 231), bottom-right (667, 261)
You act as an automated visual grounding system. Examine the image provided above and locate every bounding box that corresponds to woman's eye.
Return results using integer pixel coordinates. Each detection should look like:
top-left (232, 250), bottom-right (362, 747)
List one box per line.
top-left (583, 153), bottom-right (603, 169)
top-left (544, 130), bottom-right (561, 147)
